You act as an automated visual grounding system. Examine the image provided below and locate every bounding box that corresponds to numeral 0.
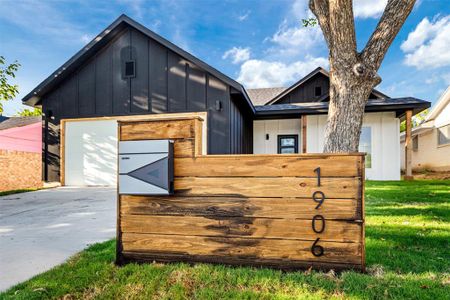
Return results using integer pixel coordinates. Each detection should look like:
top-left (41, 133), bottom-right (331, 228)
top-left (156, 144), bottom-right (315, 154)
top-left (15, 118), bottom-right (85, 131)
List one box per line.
top-left (312, 215), bottom-right (325, 233)
top-left (311, 238), bottom-right (324, 257)
top-left (312, 191), bottom-right (325, 209)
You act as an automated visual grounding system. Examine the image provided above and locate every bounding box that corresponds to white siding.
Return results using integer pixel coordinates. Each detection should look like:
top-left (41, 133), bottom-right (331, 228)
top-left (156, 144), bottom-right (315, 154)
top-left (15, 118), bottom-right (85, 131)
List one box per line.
top-left (254, 112), bottom-right (401, 180)
top-left (400, 129), bottom-right (450, 171)
top-left (253, 119), bottom-right (302, 154)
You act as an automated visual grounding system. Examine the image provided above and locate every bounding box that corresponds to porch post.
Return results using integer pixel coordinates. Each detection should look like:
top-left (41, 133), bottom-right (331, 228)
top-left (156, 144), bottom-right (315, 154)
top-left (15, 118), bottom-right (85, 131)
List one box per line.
top-left (302, 115), bottom-right (307, 153)
top-left (404, 109), bottom-right (413, 180)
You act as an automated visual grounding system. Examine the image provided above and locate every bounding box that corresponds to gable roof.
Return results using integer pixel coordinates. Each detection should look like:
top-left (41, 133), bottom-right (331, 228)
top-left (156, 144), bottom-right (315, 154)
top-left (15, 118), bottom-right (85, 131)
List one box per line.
top-left (22, 14), bottom-right (255, 113)
top-left (0, 116), bottom-right (41, 131)
top-left (247, 87), bottom-right (286, 106)
top-left (425, 85), bottom-right (450, 122)
top-left (266, 67), bottom-right (389, 105)
top-left (255, 97), bottom-right (431, 120)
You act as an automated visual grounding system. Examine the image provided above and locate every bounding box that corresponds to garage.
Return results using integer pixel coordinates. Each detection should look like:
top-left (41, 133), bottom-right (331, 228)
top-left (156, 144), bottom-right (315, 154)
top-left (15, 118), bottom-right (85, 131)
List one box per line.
top-left (61, 114), bottom-right (207, 186)
top-left (64, 120), bottom-right (118, 186)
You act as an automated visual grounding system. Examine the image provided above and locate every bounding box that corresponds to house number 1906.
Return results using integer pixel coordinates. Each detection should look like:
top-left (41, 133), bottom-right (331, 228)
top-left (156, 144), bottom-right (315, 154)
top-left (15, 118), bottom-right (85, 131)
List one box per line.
top-left (311, 167), bottom-right (325, 257)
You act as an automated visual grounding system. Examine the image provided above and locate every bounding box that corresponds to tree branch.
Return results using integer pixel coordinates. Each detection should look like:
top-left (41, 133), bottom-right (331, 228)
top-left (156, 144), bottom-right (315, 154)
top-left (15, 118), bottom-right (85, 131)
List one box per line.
top-left (328, 0), bottom-right (357, 60)
top-left (309, 0), bottom-right (332, 49)
top-left (361, 0), bottom-right (416, 70)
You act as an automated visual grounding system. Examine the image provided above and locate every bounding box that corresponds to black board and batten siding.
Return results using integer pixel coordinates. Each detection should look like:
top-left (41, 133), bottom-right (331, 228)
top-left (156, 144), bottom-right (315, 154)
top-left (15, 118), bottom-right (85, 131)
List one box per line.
top-left (42, 27), bottom-right (252, 181)
top-left (276, 72), bottom-right (382, 104)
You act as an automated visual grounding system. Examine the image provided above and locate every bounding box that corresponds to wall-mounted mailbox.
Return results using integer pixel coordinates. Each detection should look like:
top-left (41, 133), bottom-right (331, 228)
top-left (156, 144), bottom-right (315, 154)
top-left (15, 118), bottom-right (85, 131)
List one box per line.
top-left (118, 140), bottom-right (174, 195)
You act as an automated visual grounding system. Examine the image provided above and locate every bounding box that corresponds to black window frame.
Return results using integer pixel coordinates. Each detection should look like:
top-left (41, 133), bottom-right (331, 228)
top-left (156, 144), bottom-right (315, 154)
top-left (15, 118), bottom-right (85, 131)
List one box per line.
top-left (314, 86), bottom-right (322, 97)
top-left (277, 135), bottom-right (299, 154)
top-left (124, 60), bottom-right (136, 78)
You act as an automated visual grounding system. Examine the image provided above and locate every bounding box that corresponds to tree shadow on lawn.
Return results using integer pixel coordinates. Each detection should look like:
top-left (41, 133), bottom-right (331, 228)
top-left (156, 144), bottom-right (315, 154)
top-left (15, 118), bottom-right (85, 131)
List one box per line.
top-left (365, 224), bottom-right (449, 273)
top-left (366, 203), bottom-right (449, 220)
top-left (365, 180), bottom-right (450, 205)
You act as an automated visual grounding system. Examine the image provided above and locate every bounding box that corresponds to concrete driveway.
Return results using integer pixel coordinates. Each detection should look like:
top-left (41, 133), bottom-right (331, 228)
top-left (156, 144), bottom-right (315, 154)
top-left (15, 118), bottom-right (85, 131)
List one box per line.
top-left (0, 187), bottom-right (116, 291)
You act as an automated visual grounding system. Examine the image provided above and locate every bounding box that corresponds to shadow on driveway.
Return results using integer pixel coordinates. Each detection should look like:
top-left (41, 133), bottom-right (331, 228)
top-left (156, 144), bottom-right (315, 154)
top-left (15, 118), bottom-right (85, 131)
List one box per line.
top-left (0, 187), bottom-right (116, 291)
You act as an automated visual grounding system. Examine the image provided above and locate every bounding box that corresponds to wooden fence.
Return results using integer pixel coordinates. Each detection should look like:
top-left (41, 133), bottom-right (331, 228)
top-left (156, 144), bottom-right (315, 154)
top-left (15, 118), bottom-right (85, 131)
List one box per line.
top-left (117, 116), bottom-right (365, 271)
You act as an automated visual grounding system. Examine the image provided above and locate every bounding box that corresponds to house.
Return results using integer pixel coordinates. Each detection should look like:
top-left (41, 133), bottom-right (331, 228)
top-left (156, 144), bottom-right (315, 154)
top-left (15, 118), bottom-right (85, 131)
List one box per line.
top-left (22, 15), bottom-right (430, 184)
top-left (400, 86), bottom-right (450, 172)
top-left (0, 116), bottom-right (42, 152)
top-left (0, 116), bottom-right (42, 191)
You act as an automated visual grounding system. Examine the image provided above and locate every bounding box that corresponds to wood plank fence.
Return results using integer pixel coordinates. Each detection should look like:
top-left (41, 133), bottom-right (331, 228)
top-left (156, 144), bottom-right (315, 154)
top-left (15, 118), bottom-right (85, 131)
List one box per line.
top-left (117, 116), bottom-right (365, 271)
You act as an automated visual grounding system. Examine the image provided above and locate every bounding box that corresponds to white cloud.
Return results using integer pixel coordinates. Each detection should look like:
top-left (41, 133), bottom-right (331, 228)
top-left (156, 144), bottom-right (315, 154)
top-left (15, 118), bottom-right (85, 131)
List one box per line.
top-left (237, 56), bottom-right (328, 88)
top-left (80, 34), bottom-right (92, 44)
top-left (353, 0), bottom-right (387, 19)
top-left (238, 11), bottom-right (251, 21)
top-left (269, 20), bottom-right (324, 57)
top-left (264, 0), bottom-right (324, 59)
top-left (401, 15), bottom-right (450, 69)
top-left (222, 47), bottom-right (251, 64)
top-left (231, 0), bottom-right (328, 88)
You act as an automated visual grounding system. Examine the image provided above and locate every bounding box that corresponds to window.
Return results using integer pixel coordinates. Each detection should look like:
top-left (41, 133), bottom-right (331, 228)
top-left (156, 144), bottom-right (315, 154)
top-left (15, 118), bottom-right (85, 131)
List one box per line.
top-left (359, 127), bottom-right (372, 168)
top-left (412, 135), bottom-right (418, 151)
top-left (278, 135), bottom-right (298, 154)
top-left (437, 124), bottom-right (450, 146)
top-left (124, 60), bottom-right (136, 78)
top-left (314, 86), bottom-right (322, 97)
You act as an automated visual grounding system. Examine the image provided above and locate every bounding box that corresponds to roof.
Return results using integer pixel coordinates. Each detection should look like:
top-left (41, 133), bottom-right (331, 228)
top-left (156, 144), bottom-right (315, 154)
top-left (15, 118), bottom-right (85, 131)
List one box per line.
top-left (246, 87), bottom-right (286, 106)
top-left (0, 116), bottom-right (41, 131)
top-left (425, 85), bottom-right (450, 122)
top-left (22, 14), bottom-right (255, 113)
top-left (255, 98), bottom-right (431, 120)
top-left (266, 67), bottom-right (389, 105)
top-left (0, 116), bottom-right (9, 123)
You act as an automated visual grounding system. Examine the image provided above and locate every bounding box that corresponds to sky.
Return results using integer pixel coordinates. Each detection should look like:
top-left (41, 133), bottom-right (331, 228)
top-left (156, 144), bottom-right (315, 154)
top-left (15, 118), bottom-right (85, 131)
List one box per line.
top-left (0, 0), bottom-right (449, 116)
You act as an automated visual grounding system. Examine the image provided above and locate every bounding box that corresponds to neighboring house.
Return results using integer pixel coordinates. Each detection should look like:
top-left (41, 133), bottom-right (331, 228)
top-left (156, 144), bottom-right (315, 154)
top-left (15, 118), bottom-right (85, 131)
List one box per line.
top-left (22, 15), bottom-right (429, 184)
top-left (400, 86), bottom-right (450, 172)
top-left (0, 116), bottom-right (42, 191)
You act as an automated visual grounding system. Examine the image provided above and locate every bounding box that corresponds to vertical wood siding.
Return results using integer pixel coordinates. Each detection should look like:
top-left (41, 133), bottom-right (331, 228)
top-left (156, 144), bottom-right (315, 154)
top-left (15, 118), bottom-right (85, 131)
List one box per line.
top-left (41, 27), bottom-right (252, 182)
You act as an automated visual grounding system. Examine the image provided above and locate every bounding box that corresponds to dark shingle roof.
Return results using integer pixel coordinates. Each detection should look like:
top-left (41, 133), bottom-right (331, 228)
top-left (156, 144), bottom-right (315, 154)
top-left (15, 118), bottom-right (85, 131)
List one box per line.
top-left (246, 87), bottom-right (286, 106)
top-left (255, 98), bottom-right (431, 120)
top-left (0, 116), bottom-right (41, 130)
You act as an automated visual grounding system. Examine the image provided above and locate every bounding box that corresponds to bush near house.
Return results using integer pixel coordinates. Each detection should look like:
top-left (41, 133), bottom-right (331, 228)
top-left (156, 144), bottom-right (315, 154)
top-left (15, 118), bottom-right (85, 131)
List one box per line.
top-left (1, 180), bottom-right (449, 299)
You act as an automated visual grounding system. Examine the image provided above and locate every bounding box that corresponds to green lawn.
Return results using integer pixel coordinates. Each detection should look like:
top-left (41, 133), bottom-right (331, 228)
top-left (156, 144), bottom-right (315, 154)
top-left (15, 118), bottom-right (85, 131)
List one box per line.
top-left (0, 188), bottom-right (41, 197)
top-left (2, 180), bottom-right (449, 299)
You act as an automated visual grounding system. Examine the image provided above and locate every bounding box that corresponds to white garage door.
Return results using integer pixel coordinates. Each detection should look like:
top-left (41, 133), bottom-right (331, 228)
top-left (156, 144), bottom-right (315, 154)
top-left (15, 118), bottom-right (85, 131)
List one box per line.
top-left (64, 120), bottom-right (118, 186)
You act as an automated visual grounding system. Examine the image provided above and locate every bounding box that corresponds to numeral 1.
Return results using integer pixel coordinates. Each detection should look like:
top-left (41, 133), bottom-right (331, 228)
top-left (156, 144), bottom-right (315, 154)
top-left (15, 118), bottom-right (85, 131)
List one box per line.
top-left (314, 167), bottom-right (321, 187)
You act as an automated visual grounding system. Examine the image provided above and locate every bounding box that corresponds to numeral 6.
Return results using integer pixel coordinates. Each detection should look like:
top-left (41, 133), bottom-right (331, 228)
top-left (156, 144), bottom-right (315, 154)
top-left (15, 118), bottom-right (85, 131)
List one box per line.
top-left (311, 238), bottom-right (324, 257)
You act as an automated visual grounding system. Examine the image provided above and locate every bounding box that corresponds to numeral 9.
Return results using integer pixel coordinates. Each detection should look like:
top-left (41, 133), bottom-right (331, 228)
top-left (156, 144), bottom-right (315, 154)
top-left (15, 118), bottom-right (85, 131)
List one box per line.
top-left (312, 191), bottom-right (325, 209)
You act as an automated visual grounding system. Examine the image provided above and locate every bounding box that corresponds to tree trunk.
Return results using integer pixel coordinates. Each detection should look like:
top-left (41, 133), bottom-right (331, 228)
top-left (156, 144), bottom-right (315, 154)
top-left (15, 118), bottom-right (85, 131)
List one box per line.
top-left (323, 64), bottom-right (375, 152)
top-left (309, 0), bottom-right (416, 153)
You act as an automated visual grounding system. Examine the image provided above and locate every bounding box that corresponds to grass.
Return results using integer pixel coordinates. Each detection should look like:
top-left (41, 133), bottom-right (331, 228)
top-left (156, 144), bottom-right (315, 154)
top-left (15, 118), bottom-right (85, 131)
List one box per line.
top-left (1, 180), bottom-right (449, 299)
top-left (0, 188), bottom-right (41, 197)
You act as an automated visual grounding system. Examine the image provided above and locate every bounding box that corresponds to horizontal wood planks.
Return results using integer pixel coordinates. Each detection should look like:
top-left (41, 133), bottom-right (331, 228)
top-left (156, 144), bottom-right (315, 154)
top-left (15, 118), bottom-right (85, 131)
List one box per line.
top-left (175, 155), bottom-right (362, 177)
top-left (174, 177), bottom-right (360, 198)
top-left (121, 233), bottom-right (362, 264)
top-left (120, 196), bottom-right (360, 219)
top-left (117, 117), bottom-right (365, 271)
top-left (121, 214), bottom-right (362, 243)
